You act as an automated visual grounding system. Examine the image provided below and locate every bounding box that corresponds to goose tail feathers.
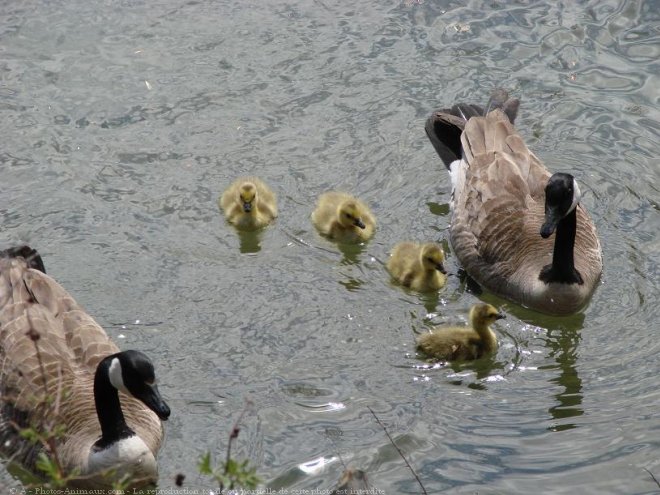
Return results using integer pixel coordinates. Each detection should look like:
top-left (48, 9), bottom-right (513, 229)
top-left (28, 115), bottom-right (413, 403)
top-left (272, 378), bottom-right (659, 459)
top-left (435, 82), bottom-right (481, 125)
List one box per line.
top-left (0, 245), bottom-right (46, 273)
top-left (425, 89), bottom-right (520, 169)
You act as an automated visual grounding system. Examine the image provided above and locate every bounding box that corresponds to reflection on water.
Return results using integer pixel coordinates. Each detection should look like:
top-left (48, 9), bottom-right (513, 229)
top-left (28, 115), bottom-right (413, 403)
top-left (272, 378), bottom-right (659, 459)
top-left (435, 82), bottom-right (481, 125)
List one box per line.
top-left (545, 325), bottom-right (584, 431)
top-left (237, 229), bottom-right (263, 254)
top-left (337, 241), bottom-right (368, 266)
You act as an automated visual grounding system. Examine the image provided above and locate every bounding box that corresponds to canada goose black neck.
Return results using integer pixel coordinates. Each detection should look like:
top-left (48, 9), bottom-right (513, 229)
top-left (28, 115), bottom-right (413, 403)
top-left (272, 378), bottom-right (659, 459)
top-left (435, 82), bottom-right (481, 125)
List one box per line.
top-left (539, 174), bottom-right (584, 285)
top-left (93, 355), bottom-right (135, 450)
top-left (540, 206), bottom-right (584, 285)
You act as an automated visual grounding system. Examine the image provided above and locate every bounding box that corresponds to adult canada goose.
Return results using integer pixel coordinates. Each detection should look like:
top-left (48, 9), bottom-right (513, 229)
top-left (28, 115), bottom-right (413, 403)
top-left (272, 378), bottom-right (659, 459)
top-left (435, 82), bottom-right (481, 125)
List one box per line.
top-left (219, 176), bottom-right (278, 230)
top-left (425, 90), bottom-right (602, 315)
top-left (0, 246), bottom-right (170, 488)
top-left (386, 242), bottom-right (447, 292)
top-left (416, 303), bottom-right (504, 361)
top-left (311, 192), bottom-right (376, 243)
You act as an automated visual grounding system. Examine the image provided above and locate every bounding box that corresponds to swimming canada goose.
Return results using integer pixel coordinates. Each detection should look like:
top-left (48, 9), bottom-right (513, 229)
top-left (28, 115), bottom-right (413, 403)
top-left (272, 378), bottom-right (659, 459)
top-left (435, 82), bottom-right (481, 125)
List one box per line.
top-left (0, 246), bottom-right (170, 488)
top-left (416, 303), bottom-right (504, 361)
top-left (219, 176), bottom-right (278, 230)
top-left (425, 90), bottom-right (602, 315)
top-left (311, 192), bottom-right (376, 243)
top-left (387, 242), bottom-right (447, 292)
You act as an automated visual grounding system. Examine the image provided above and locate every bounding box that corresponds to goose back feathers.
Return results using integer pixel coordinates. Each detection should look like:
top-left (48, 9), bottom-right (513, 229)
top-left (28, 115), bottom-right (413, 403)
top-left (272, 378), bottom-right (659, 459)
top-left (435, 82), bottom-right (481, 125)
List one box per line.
top-left (425, 91), bottom-right (602, 315)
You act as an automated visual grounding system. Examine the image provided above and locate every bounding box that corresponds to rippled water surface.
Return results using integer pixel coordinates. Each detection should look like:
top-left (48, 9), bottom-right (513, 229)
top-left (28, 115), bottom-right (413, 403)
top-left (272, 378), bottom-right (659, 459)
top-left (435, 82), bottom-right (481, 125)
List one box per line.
top-left (1, 0), bottom-right (659, 493)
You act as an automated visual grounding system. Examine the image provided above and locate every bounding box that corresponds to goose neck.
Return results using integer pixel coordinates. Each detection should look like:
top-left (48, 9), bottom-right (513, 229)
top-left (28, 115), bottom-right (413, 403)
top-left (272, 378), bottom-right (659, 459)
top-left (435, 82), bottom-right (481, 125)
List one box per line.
top-left (544, 207), bottom-right (583, 284)
top-left (93, 358), bottom-right (134, 449)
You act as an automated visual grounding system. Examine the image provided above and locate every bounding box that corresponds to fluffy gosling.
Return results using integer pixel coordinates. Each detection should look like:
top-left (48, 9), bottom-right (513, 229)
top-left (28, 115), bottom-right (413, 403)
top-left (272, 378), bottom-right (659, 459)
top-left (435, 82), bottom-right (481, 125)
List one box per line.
top-left (416, 303), bottom-right (504, 361)
top-left (311, 192), bottom-right (376, 243)
top-left (219, 177), bottom-right (277, 230)
top-left (387, 242), bottom-right (447, 292)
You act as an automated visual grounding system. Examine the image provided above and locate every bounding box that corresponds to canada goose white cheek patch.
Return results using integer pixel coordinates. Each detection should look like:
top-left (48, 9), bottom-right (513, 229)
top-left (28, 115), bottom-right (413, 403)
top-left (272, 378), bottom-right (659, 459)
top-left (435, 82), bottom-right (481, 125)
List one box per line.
top-left (567, 178), bottom-right (581, 215)
top-left (108, 357), bottom-right (129, 395)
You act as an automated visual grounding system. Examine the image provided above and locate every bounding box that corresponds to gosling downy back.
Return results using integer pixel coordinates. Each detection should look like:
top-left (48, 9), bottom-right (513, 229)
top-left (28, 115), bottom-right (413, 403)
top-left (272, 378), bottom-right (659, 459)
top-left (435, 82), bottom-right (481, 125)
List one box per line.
top-left (425, 90), bottom-right (602, 315)
top-left (386, 242), bottom-right (447, 292)
top-left (416, 303), bottom-right (504, 361)
top-left (0, 247), bottom-right (168, 487)
top-left (311, 192), bottom-right (376, 243)
top-left (219, 176), bottom-right (278, 230)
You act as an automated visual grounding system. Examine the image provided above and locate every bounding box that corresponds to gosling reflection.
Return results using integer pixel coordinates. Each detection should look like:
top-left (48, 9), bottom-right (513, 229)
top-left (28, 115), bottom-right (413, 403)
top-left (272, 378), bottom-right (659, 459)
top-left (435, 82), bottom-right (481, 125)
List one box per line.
top-left (237, 229), bottom-right (262, 254)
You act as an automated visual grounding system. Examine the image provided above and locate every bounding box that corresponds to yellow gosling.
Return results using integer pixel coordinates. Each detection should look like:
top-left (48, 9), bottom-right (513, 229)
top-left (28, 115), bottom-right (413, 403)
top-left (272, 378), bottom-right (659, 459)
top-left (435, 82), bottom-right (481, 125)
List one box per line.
top-left (219, 177), bottom-right (277, 230)
top-left (387, 242), bottom-right (447, 292)
top-left (416, 303), bottom-right (504, 361)
top-left (311, 192), bottom-right (375, 243)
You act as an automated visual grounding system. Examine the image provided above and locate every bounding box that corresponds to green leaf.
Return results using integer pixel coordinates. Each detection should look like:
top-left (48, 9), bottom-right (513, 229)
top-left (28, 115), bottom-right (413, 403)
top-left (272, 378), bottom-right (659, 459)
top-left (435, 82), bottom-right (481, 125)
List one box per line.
top-left (198, 451), bottom-right (213, 475)
top-left (18, 427), bottom-right (41, 444)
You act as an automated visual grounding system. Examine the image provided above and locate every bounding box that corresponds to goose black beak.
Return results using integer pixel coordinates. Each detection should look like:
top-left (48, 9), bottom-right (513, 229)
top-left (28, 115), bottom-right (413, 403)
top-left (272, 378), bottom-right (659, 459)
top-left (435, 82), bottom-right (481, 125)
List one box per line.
top-left (354, 218), bottom-right (366, 229)
top-left (540, 206), bottom-right (562, 238)
top-left (436, 263), bottom-right (447, 274)
top-left (243, 202), bottom-right (252, 213)
top-left (139, 383), bottom-right (171, 420)
top-left (495, 313), bottom-right (506, 320)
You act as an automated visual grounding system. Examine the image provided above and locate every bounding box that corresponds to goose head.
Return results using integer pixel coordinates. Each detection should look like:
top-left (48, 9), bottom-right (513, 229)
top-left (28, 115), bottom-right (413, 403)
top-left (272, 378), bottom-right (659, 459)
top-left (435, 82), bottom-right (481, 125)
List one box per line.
top-left (105, 350), bottom-right (171, 421)
top-left (420, 243), bottom-right (447, 274)
top-left (469, 303), bottom-right (505, 328)
top-left (238, 182), bottom-right (258, 213)
top-left (540, 173), bottom-right (581, 238)
top-left (337, 201), bottom-right (366, 229)
top-left (93, 351), bottom-right (170, 448)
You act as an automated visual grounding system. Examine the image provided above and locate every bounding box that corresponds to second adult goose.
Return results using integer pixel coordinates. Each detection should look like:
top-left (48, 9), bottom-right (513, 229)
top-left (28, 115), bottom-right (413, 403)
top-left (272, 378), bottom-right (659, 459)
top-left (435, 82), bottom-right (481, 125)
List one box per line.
top-left (0, 246), bottom-right (170, 488)
top-left (425, 90), bottom-right (602, 315)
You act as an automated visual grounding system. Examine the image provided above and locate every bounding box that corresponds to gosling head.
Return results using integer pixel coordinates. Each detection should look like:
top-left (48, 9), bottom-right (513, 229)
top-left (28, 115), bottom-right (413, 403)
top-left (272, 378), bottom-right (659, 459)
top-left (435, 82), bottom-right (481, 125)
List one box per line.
top-left (469, 303), bottom-right (505, 327)
top-left (239, 183), bottom-right (258, 213)
top-left (540, 173), bottom-right (581, 238)
top-left (337, 201), bottom-right (366, 229)
top-left (420, 243), bottom-right (446, 273)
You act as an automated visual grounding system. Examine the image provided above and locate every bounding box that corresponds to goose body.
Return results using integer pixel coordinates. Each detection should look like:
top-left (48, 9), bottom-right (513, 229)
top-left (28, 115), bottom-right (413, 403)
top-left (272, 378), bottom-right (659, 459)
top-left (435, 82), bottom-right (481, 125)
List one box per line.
top-left (387, 242), bottom-right (447, 292)
top-left (312, 192), bottom-right (376, 243)
top-left (416, 303), bottom-right (504, 361)
top-left (0, 247), bottom-right (170, 487)
top-left (425, 91), bottom-right (602, 315)
top-left (219, 176), bottom-right (278, 230)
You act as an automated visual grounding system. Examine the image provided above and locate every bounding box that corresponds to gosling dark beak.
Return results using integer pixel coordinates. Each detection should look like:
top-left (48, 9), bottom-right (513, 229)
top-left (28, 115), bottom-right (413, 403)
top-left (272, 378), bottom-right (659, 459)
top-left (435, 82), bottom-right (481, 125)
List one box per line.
top-left (540, 205), bottom-right (562, 238)
top-left (138, 383), bottom-right (171, 420)
top-left (243, 202), bottom-right (252, 213)
top-left (354, 218), bottom-right (366, 229)
top-left (436, 263), bottom-right (447, 274)
top-left (495, 313), bottom-right (506, 320)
